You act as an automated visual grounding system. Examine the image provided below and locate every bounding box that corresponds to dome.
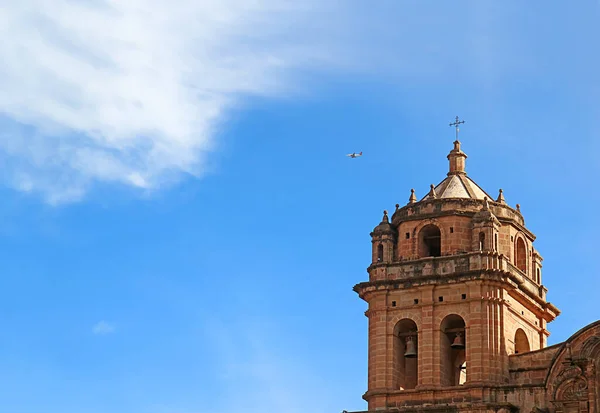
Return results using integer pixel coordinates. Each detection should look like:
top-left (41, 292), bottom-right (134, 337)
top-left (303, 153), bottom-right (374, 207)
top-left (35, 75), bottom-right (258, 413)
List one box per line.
top-left (421, 140), bottom-right (492, 201)
top-left (372, 210), bottom-right (394, 234)
top-left (421, 173), bottom-right (492, 201)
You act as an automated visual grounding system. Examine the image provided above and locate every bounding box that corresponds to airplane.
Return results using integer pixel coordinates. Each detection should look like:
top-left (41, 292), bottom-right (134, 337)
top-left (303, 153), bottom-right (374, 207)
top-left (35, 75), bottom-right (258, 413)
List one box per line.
top-left (346, 151), bottom-right (363, 158)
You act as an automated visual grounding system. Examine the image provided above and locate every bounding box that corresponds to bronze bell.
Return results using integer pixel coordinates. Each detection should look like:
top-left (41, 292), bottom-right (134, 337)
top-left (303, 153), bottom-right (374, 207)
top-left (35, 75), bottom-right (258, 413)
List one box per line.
top-left (404, 336), bottom-right (417, 358)
top-left (451, 332), bottom-right (465, 349)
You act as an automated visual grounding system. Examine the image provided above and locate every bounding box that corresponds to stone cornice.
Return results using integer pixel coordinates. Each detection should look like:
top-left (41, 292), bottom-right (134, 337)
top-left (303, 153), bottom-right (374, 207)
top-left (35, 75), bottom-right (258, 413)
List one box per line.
top-left (390, 197), bottom-right (535, 240)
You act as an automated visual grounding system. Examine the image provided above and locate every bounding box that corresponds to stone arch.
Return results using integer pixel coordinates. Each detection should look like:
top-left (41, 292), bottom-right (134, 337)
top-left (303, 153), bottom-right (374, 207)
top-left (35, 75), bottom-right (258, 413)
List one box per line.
top-left (545, 321), bottom-right (600, 386)
top-left (390, 312), bottom-right (422, 332)
top-left (434, 309), bottom-right (470, 327)
top-left (377, 243), bottom-right (384, 262)
top-left (514, 234), bottom-right (528, 274)
top-left (544, 320), bottom-right (600, 411)
top-left (514, 328), bottom-right (530, 354)
top-left (412, 219), bottom-right (448, 258)
top-left (581, 336), bottom-right (600, 359)
top-left (440, 314), bottom-right (467, 387)
top-left (393, 318), bottom-right (419, 390)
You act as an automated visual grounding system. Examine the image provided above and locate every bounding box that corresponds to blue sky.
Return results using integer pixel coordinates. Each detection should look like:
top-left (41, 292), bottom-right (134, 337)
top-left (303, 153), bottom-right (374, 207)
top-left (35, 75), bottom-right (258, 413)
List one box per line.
top-left (0, 1), bottom-right (599, 412)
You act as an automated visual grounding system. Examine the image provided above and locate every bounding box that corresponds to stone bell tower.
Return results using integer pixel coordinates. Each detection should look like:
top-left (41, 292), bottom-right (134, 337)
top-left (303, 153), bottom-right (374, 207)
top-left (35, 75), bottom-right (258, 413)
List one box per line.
top-left (353, 136), bottom-right (560, 412)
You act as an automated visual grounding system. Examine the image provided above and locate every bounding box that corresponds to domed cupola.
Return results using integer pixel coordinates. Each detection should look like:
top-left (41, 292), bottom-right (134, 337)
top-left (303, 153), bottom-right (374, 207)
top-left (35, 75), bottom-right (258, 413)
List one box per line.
top-left (421, 140), bottom-right (492, 201)
top-left (372, 210), bottom-right (394, 235)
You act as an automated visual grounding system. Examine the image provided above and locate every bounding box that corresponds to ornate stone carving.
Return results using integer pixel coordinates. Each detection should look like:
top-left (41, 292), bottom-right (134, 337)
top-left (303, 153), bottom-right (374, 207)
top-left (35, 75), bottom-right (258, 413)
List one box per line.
top-left (559, 377), bottom-right (588, 400)
top-left (554, 365), bottom-right (584, 388)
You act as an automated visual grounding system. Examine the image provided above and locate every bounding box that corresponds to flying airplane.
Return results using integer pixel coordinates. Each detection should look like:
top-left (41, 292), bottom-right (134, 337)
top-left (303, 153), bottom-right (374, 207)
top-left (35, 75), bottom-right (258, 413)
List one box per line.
top-left (346, 151), bottom-right (363, 158)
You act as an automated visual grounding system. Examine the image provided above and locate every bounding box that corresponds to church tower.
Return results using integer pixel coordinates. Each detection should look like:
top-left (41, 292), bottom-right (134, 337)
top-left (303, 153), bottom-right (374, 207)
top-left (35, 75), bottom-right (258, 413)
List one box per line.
top-left (354, 133), bottom-right (560, 412)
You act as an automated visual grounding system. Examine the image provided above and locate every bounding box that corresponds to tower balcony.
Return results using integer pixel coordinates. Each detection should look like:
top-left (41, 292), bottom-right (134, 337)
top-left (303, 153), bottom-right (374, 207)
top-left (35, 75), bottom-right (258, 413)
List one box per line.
top-left (361, 251), bottom-right (555, 314)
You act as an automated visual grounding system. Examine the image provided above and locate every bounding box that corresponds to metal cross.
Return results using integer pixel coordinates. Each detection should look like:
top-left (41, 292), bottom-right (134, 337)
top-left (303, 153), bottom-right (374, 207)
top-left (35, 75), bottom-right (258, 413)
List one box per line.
top-left (449, 116), bottom-right (465, 141)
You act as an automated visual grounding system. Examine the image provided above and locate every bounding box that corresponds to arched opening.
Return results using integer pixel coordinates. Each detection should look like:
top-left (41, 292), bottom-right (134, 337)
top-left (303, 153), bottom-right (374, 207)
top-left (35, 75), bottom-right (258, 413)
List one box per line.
top-left (536, 268), bottom-right (541, 284)
top-left (515, 237), bottom-right (527, 273)
top-left (514, 328), bottom-right (530, 354)
top-left (478, 232), bottom-right (485, 251)
top-left (494, 233), bottom-right (498, 252)
top-left (440, 314), bottom-right (466, 386)
top-left (419, 225), bottom-right (441, 257)
top-left (377, 244), bottom-right (384, 262)
top-left (393, 319), bottom-right (418, 390)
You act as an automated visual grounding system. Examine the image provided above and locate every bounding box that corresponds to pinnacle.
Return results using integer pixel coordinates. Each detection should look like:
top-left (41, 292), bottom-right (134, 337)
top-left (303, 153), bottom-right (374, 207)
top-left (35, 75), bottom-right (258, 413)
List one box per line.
top-left (408, 188), bottom-right (417, 204)
top-left (428, 184), bottom-right (437, 199)
top-left (496, 189), bottom-right (506, 204)
top-left (381, 210), bottom-right (389, 223)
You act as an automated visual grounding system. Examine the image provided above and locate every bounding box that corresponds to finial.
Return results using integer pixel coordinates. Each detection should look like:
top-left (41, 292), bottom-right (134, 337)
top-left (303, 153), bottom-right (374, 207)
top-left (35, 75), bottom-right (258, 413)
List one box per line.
top-left (449, 116), bottom-right (465, 141)
top-left (446, 119), bottom-right (467, 175)
top-left (496, 189), bottom-right (506, 204)
top-left (428, 184), bottom-right (437, 199)
top-left (483, 197), bottom-right (489, 211)
top-left (395, 203), bottom-right (400, 211)
top-left (409, 188), bottom-right (417, 203)
top-left (516, 203), bottom-right (521, 212)
top-left (382, 210), bottom-right (389, 223)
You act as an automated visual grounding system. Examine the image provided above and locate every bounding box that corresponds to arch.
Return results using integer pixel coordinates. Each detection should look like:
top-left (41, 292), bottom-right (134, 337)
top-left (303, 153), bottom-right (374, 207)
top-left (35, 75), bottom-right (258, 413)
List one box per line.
top-left (377, 244), bottom-right (384, 262)
top-left (419, 224), bottom-right (441, 257)
top-left (393, 318), bottom-right (419, 390)
top-left (580, 336), bottom-right (600, 359)
top-left (478, 231), bottom-right (485, 251)
top-left (440, 314), bottom-right (467, 386)
top-left (494, 233), bottom-right (498, 252)
top-left (514, 328), bottom-right (530, 354)
top-left (544, 320), bottom-right (600, 387)
top-left (515, 236), bottom-right (527, 274)
top-left (536, 268), bottom-right (541, 284)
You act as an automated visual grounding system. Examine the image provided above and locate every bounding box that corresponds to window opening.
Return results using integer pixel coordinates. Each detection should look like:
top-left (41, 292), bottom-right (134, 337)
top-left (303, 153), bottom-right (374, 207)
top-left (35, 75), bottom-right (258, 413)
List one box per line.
top-left (514, 328), bottom-right (530, 354)
top-left (420, 225), bottom-right (441, 257)
top-left (515, 237), bottom-right (527, 273)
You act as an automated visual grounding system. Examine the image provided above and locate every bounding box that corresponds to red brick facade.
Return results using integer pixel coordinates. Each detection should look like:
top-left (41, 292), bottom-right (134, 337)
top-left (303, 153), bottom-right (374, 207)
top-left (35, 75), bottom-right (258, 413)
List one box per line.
top-left (349, 141), bottom-right (599, 413)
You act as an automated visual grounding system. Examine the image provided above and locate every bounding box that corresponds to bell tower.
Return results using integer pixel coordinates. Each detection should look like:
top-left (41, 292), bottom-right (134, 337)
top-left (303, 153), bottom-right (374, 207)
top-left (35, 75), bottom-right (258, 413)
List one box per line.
top-left (354, 138), bottom-right (560, 412)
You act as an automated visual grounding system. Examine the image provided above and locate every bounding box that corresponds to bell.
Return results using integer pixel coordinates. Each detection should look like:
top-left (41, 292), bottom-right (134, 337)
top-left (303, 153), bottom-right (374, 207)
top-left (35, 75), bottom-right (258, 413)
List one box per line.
top-left (404, 336), bottom-right (417, 358)
top-left (451, 332), bottom-right (465, 349)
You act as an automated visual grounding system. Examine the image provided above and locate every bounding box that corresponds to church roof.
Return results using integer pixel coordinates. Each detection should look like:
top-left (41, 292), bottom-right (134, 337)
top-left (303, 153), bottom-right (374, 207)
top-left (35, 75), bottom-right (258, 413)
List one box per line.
top-left (421, 173), bottom-right (492, 201)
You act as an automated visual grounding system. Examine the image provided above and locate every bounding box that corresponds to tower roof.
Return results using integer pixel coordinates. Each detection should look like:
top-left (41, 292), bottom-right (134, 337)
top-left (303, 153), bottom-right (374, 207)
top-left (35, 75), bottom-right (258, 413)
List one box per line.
top-left (421, 173), bottom-right (492, 201)
top-left (421, 140), bottom-right (492, 201)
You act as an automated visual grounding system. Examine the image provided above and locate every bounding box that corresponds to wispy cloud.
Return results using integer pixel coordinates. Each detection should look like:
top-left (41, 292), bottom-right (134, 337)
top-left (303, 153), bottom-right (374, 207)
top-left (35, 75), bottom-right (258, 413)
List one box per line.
top-left (92, 320), bottom-right (115, 335)
top-left (0, 1), bottom-right (534, 203)
top-left (0, 0), bottom-right (371, 203)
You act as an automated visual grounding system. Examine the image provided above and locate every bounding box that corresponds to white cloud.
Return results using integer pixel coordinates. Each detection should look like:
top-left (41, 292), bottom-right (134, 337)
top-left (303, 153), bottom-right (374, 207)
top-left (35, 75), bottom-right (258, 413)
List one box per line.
top-left (92, 320), bottom-right (115, 335)
top-left (0, 0), bottom-right (350, 203)
top-left (0, 1), bottom-right (535, 203)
